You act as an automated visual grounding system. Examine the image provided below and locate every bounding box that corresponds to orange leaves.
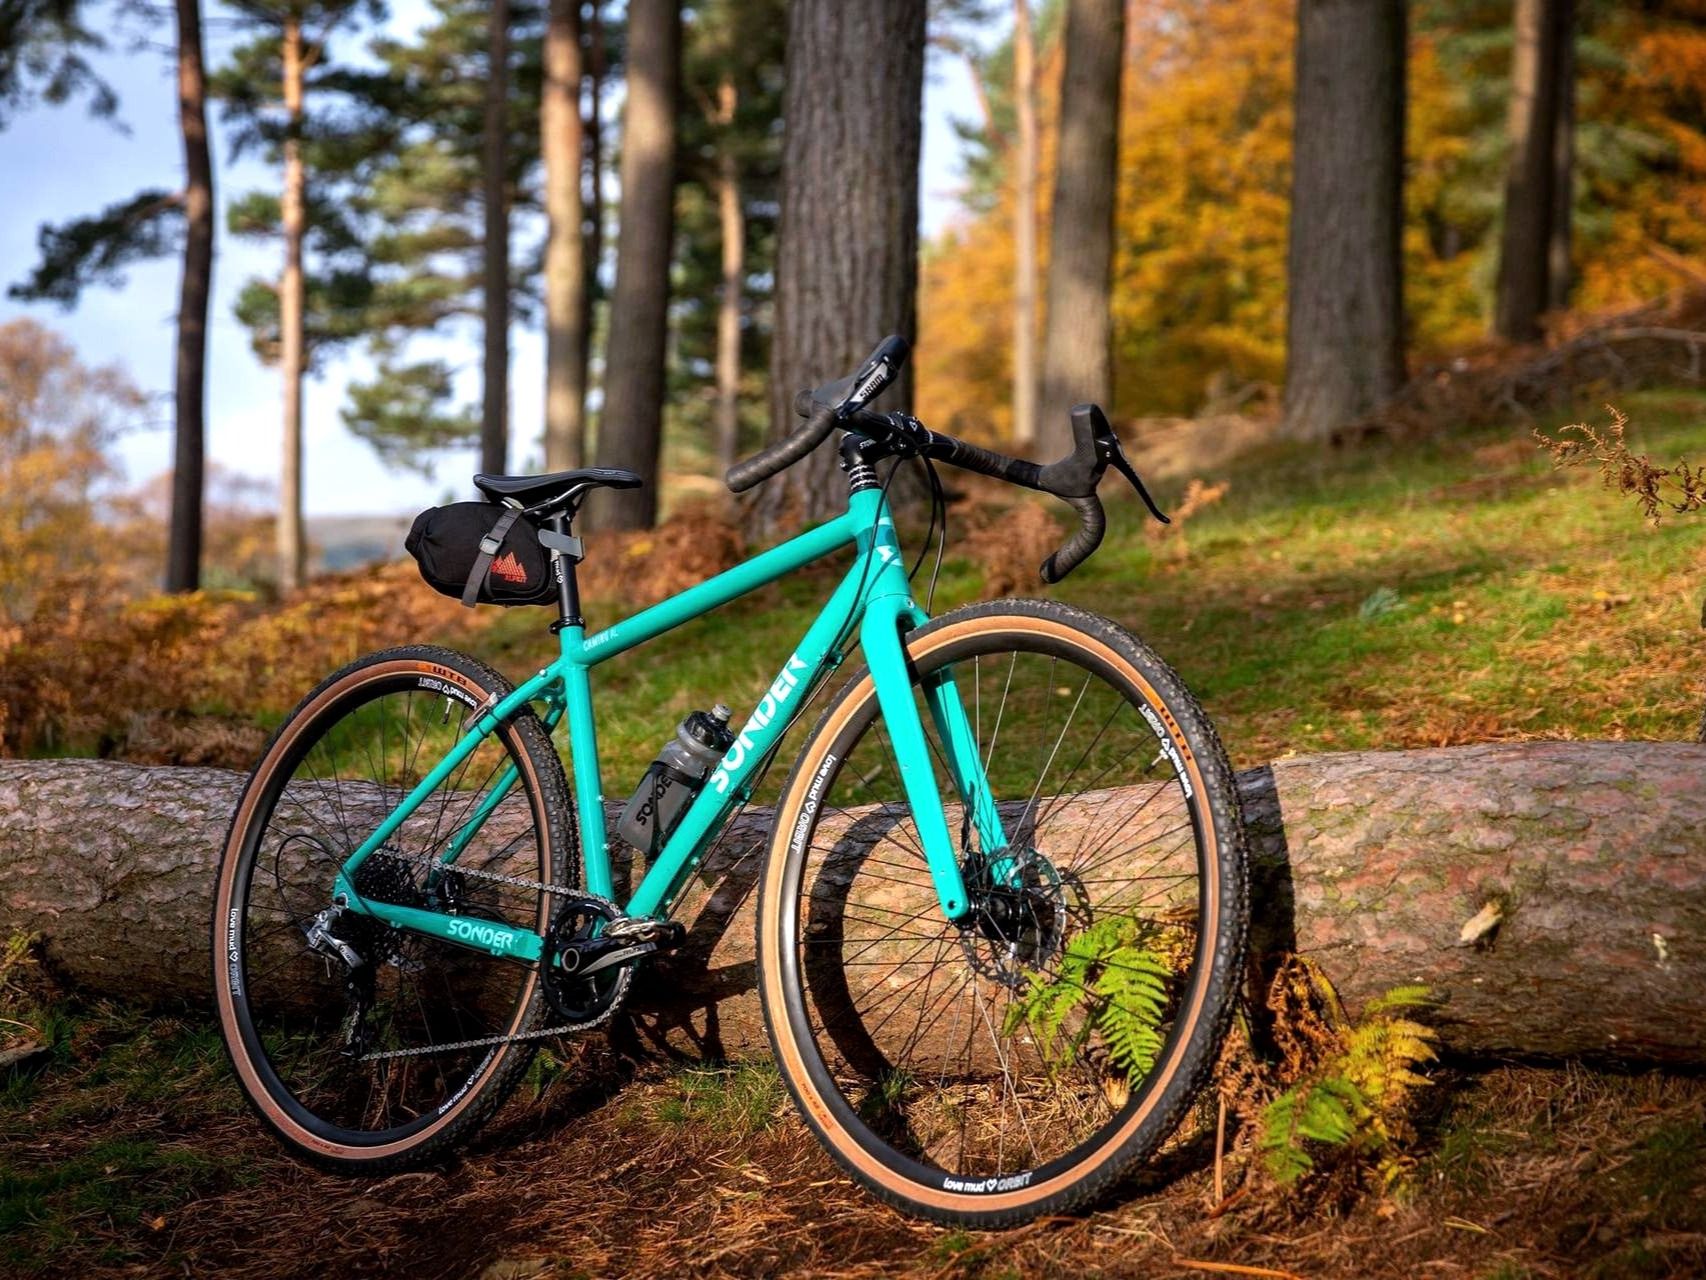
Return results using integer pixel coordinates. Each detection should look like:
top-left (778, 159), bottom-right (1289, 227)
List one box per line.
top-left (918, 0), bottom-right (1706, 436)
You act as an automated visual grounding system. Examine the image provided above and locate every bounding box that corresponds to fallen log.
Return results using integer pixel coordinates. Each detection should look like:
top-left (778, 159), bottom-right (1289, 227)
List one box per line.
top-left (1, 743), bottom-right (1702, 1064)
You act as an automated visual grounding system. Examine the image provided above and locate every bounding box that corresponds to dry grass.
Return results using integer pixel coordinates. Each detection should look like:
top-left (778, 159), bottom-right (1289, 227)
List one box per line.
top-left (1535, 407), bottom-right (1706, 524)
top-left (2, 983), bottom-right (1701, 1280)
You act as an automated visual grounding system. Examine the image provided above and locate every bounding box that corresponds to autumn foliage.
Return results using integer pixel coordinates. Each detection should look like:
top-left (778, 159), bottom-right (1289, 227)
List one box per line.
top-left (918, 0), bottom-right (1706, 435)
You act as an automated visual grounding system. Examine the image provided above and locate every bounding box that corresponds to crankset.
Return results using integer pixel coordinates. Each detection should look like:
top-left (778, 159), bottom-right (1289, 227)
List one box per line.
top-left (541, 895), bottom-right (686, 1028)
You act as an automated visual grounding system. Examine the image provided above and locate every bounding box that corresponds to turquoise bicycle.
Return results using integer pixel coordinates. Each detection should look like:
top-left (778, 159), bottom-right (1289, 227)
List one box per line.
top-left (212, 337), bottom-right (1250, 1226)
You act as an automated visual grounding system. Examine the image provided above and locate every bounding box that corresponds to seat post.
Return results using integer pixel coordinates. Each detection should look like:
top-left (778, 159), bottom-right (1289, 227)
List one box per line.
top-left (545, 511), bottom-right (584, 631)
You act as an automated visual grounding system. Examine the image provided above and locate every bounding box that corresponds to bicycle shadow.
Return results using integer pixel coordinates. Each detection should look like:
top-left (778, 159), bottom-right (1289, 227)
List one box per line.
top-left (485, 765), bottom-right (1306, 1191)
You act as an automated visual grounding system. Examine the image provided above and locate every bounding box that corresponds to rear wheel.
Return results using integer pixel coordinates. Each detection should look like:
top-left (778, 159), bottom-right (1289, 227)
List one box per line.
top-left (212, 645), bottom-right (574, 1173)
top-left (758, 600), bottom-right (1249, 1226)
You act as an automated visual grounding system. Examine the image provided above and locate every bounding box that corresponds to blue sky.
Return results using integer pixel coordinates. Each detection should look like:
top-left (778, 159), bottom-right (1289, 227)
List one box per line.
top-left (0, 4), bottom-right (980, 517)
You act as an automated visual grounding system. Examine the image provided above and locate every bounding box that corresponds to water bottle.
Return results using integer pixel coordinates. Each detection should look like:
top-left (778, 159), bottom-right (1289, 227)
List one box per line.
top-left (616, 704), bottom-right (735, 856)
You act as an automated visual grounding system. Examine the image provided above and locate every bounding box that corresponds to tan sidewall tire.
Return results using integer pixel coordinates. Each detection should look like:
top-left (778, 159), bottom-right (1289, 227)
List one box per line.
top-left (757, 602), bottom-right (1247, 1225)
top-left (211, 648), bottom-right (562, 1167)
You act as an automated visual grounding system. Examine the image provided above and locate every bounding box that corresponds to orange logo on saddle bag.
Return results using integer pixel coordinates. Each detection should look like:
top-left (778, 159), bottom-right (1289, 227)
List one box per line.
top-left (490, 551), bottom-right (528, 584)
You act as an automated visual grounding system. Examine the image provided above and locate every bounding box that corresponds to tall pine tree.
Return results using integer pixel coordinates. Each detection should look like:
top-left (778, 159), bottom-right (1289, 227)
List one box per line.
top-left (8, 0), bottom-right (215, 593)
top-left (215, 0), bottom-right (383, 590)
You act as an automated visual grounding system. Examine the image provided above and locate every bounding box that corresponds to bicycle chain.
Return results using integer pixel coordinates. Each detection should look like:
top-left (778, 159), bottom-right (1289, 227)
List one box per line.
top-left (359, 846), bottom-right (585, 899)
top-left (351, 850), bottom-right (628, 1062)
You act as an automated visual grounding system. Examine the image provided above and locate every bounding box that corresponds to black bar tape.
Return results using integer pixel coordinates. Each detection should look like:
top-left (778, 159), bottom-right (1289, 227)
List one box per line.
top-left (1039, 494), bottom-right (1106, 584)
top-left (923, 434), bottom-right (1044, 490)
top-left (726, 405), bottom-right (839, 493)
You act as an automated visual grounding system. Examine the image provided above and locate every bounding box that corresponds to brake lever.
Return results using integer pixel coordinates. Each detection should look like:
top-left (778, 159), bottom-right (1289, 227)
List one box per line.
top-left (1094, 428), bottom-right (1170, 525)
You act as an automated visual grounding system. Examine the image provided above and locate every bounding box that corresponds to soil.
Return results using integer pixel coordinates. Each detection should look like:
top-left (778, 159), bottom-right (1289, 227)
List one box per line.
top-left (2, 1006), bottom-right (1702, 1280)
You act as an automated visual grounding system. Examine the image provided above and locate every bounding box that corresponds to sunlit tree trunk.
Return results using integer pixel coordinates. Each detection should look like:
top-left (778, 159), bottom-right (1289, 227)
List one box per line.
top-left (277, 10), bottom-right (306, 594)
top-left (585, 0), bottom-right (604, 398)
top-left (1281, 0), bottom-right (1406, 441)
top-left (591, 0), bottom-right (679, 530)
top-left (480, 0), bottom-right (511, 476)
top-left (167, 0), bottom-right (212, 594)
top-left (714, 75), bottom-right (744, 476)
top-left (766, 0), bottom-right (926, 526)
top-left (1494, 0), bottom-right (1565, 343)
top-left (1547, 0), bottom-right (1576, 313)
top-left (542, 0), bottom-right (587, 471)
top-left (1036, 0), bottom-right (1124, 460)
top-left (1011, 0), bottom-right (1039, 452)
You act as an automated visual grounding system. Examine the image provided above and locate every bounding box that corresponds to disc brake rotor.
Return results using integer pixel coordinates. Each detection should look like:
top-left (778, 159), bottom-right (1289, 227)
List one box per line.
top-left (958, 848), bottom-right (1082, 989)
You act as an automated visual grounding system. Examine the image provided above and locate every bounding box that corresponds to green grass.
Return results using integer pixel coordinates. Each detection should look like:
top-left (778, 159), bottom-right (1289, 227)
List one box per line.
top-left (451, 389), bottom-right (1706, 784)
top-left (647, 1062), bottom-right (784, 1136)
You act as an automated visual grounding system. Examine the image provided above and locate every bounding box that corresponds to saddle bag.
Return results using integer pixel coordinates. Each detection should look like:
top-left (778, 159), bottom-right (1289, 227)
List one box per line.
top-left (405, 502), bottom-right (558, 608)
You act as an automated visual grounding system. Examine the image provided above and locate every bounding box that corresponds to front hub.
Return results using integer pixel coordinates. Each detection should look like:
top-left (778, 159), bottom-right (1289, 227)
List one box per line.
top-left (958, 848), bottom-right (1071, 988)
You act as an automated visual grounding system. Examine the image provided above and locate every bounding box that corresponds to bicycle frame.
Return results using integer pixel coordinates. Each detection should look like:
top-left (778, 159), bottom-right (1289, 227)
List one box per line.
top-left (330, 485), bottom-right (1009, 963)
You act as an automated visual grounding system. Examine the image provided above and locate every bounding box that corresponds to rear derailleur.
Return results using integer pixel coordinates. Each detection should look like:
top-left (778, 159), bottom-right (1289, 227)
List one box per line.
top-left (303, 904), bottom-right (379, 1057)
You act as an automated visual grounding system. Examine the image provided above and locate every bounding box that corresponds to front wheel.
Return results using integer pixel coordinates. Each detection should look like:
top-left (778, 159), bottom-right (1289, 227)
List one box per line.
top-left (757, 600), bottom-right (1249, 1226)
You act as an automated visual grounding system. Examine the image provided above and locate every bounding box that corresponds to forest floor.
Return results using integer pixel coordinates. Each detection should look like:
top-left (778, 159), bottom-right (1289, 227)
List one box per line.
top-left (5, 390), bottom-right (1706, 1276)
top-left (1, 989), bottom-right (1703, 1279)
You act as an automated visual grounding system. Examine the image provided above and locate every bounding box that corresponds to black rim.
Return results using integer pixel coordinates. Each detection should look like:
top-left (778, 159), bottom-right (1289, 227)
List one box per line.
top-left (224, 662), bottom-right (551, 1149)
top-left (777, 621), bottom-right (1217, 1195)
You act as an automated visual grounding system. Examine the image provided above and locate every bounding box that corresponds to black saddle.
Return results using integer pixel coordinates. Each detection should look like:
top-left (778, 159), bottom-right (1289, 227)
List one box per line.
top-left (473, 467), bottom-right (642, 509)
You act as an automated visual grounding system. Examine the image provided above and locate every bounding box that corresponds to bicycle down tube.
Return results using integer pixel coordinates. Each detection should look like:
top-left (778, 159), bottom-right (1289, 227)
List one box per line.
top-left (331, 486), bottom-right (1001, 961)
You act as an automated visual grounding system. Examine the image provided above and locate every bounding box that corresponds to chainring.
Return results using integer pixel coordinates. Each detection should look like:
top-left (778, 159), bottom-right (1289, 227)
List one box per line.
top-left (541, 893), bottom-right (635, 1029)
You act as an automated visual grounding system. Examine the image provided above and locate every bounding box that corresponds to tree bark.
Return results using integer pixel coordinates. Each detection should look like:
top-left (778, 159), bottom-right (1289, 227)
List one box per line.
top-left (1494, 0), bottom-right (1565, 343)
top-left (589, 0), bottom-right (680, 531)
top-left (1011, 0), bottom-right (1039, 453)
top-left (6, 743), bottom-right (1705, 1066)
top-left (542, 0), bottom-right (587, 472)
top-left (1546, 0), bottom-right (1575, 314)
top-left (764, 0), bottom-right (926, 528)
top-left (480, 0), bottom-right (512, 477)
top-left (585, 0), bottom-right (604, 400)
top-left (713, 75), bottom-right (744, 477)
top-left (1281, 0), bottom-right (1406, 442)
top-left (276, 12), bottom-right (306, 595)
top-left (167, 0), bottom-right (212, 596)
top-left (1035, 0), bottom-right (1124, 460)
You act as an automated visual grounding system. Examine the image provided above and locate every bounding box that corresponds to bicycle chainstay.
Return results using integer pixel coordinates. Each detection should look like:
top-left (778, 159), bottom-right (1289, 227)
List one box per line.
top-left (342, 850), bottom-right (662, 1061)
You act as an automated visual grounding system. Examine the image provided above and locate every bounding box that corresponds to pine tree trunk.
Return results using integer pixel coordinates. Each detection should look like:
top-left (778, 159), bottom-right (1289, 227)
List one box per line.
top-left (764, 0), bottom-right (926, 527)
top-left (481, 0), bottom-right (512, 477)
top-left (166, 0), bottom-right (212, 595)
top-left (1036, 0), bottom-right (1124, 460)
top-left (585, 0), bottom-right (604, 401)
top-left (543, 0), bottom-right (587, 472)
top-left (1547, 0), bottom-right (1575, 314)
top-left (1494, 0), bottom-right (1565, 343)
top-left (714, 76), bottom-right (744, 477)
top-left (1011, 0), bottom-right (1039, 453)
top-left (1281, 0), bottom-right (1406, 442)
top-left (276, 13), bottom-right (306, 595)
top-left (590, 0), bottom-right (680, 531)
top-left (8, 743), bottom-right (1706, 1065)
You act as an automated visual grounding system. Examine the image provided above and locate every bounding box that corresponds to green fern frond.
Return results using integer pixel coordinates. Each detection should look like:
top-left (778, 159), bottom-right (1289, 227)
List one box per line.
top-left (1253, 980), bottom-right (1439, 1189)
top-left (1364, 984), bottom-right (1434, 1014)
top-left (1003, 916), bottom-right (1177, 1080)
